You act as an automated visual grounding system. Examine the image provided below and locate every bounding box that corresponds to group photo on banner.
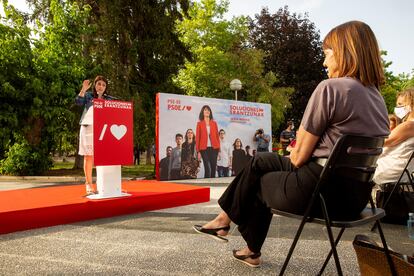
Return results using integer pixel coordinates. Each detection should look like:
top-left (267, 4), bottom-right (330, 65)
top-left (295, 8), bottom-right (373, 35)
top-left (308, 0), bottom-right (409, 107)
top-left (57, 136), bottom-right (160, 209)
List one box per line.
top-left (156, 93), bottom-right (271, 180)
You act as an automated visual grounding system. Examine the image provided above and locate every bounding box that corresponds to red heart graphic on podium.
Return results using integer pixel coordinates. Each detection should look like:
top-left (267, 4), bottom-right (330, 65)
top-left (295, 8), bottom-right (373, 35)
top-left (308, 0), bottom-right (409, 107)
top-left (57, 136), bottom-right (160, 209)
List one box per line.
top-left (186, 106), bottom-right (192, 111)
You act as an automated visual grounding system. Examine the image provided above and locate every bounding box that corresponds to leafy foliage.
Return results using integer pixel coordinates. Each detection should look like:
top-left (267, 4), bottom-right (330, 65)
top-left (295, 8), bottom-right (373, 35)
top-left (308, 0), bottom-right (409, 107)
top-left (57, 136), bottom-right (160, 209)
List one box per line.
top-left (381, 51), bottom-right (414, 113)
top-left (77, 0), bottom-right (192, 150)
top-left (249, 6), bottom-right (327, 126)
top-left (1, 0), bottom-right (412, 175)
top-left (1, 0), bottom-right (192, 173)
top-left (0, 3), bottom-right (33, 161)
top-left (174, 0), bottom-right (293, 130)
top-left (0, 135), bottom-right (52, 175)
top-left (0, 0), bottom-right (89, 174)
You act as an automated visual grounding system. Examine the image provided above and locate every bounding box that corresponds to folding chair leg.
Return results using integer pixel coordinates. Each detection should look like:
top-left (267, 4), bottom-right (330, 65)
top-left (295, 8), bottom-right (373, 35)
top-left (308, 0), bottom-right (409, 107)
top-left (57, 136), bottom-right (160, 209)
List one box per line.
top-left (323, 223), bottom-right (343, 275)
top-left (375, 221), bottom-right (397, 276)
top-left (320, 201), bottom-right (343, 276)
top-left (318, 227), bottom-right (345, 275)
top-left (278, 216), bottom-right (308, 276)
top-left (370, 222), bottom-right (377, 232)
top-left (370, 197), bottom-right (379, 232)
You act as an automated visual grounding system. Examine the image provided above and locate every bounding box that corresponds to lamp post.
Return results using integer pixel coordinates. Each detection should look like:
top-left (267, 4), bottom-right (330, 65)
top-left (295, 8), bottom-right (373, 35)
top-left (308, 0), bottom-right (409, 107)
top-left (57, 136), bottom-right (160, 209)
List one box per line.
top-left (230, 79), bottom-right (242, 101)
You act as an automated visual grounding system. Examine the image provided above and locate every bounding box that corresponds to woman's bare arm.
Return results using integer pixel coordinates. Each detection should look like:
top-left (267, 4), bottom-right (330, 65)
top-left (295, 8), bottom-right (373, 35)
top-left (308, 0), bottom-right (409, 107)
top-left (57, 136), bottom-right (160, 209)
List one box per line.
top-left (384, 121), bottom-right (414, 147)
top-left (290, 125), bottom-right (320, 168)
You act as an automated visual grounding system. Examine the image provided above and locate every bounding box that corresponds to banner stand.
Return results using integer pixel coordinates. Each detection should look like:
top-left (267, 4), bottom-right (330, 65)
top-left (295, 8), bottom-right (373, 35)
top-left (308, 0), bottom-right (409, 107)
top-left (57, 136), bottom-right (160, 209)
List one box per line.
top-left (87, 165), bottom-right (130, 199)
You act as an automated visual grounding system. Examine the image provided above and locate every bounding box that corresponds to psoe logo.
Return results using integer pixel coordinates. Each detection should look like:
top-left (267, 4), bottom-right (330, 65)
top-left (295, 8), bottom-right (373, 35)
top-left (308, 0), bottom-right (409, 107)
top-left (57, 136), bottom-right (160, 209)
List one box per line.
top-left (167, 98), bottom-right (192, 111)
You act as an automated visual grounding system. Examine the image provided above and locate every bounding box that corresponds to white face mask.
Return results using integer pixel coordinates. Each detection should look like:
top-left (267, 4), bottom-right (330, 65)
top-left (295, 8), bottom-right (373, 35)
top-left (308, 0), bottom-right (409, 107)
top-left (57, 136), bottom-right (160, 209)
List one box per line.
top-left (394, 105), bottom-right (411, 119)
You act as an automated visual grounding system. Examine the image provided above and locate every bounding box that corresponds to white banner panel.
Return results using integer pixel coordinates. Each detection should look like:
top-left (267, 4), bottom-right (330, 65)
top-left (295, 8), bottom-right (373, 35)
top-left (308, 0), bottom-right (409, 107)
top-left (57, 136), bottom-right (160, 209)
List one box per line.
top-left (156, 93), bottom-right (271, 180)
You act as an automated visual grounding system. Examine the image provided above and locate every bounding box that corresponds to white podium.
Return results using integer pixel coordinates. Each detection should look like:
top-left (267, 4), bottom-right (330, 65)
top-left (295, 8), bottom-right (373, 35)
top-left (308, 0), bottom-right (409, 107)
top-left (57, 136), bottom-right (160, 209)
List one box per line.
top-left (87, 165), bottom-right (130, 199)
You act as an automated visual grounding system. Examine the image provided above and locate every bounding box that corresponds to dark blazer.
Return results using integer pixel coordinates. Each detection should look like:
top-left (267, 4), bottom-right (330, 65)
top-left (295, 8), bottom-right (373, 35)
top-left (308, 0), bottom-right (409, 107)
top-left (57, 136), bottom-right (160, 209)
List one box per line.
top-left (75, 91), bottom-right (114, 124)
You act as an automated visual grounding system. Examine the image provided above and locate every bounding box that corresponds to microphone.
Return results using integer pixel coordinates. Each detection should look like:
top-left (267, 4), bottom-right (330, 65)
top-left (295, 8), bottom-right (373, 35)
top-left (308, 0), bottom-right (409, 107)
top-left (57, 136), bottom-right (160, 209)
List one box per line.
top-left (106, 94), bottom-right (120, 100)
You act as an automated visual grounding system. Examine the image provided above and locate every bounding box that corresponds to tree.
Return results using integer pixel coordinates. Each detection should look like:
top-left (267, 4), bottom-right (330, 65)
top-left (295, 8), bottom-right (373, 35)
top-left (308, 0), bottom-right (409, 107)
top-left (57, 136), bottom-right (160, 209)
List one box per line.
top-left (0, 3), bottom-right (34, 162)
top-left (174, 0), bottom-right (292, 130)
top-left (9, 0), bottom-right (192, 169)
top-left (0, 0), bottom-right (90, 174)
top-left (249, 6), bottom-right (327, 125)
top-left (77, 0), bottom-right (192, 160)
top-left (381, 51), bottom-right (414, 113)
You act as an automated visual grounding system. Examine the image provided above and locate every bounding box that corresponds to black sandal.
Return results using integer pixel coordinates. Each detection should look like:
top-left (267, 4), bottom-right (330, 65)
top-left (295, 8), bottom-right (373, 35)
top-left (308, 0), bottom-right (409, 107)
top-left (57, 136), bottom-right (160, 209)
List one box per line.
top-left (232, 250), bottom-right (262, 268)
top-left (192, 224), bottom-right (230, 242)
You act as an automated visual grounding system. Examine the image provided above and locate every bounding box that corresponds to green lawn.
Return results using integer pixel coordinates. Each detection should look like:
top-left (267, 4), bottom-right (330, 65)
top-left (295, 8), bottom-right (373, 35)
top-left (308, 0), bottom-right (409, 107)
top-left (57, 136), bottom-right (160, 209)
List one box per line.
top-left (121, 164), bottom-right (154, 178)
top-left (49, 161), bottom-right (155, 178)
top-left (51, 162), bottom-right (74, 170)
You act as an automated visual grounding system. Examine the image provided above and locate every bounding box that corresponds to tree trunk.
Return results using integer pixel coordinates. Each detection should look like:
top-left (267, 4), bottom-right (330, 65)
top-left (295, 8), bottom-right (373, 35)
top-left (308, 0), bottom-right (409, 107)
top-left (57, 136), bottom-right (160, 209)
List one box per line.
top-left (73, 153), bottom-right (84, 169)
top-left (25, 117), bottom-right (44, 146)
top-left (146, 145), bottom-right (152, 165)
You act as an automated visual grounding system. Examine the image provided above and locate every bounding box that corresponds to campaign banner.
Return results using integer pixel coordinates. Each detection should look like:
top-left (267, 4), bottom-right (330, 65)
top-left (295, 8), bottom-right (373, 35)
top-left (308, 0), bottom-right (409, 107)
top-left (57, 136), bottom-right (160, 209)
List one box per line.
top-left (93, 99), bottom-right (134, 166)
top-left (156, 93), bottom-right (271, 180)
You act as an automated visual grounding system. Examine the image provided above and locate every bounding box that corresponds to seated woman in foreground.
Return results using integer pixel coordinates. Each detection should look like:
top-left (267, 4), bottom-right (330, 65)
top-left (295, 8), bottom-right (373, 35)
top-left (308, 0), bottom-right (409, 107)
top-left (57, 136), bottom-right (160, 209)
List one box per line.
top-left (373, 88), bottom-right (414, 186)
top-left (193, 20), bottom-right (390, 268)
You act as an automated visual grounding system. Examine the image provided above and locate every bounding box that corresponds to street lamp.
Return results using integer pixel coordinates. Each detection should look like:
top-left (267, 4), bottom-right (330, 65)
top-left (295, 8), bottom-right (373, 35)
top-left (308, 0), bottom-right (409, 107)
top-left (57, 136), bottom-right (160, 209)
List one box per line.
top-left (230, 79), bottom-right (242, 101)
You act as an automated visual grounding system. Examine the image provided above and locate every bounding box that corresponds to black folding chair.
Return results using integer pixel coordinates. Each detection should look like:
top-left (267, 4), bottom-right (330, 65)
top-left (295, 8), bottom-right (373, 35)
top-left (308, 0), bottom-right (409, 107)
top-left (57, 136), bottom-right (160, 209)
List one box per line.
top-left (376, 150), bottom-right (414, 218)
top-left (271, 135), bottom-right (396, 276)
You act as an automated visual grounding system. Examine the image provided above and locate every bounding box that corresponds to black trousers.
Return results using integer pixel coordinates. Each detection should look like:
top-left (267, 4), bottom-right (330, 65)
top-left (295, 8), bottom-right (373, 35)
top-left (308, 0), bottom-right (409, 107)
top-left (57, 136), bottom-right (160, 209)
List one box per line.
top-left (217, 166), bottom-right (230, 177)
top-left (200, 147), bottom-right (219, 178)
top-left (218, 152), bottom-right (322, 253)
top-left (169, 168), bottom-right (181, 180)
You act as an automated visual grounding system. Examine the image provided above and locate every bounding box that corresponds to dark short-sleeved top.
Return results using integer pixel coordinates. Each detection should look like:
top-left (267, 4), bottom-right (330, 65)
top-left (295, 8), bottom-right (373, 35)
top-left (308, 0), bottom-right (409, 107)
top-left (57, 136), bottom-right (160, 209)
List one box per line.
top-left (255, 134), bottom-right (271, 150)
top-left (280, 130), bottom-right (295, 148)
top-left (159, 156), bottom-right (170, 180)
top-left (301, 77), bottom-right (390, 158)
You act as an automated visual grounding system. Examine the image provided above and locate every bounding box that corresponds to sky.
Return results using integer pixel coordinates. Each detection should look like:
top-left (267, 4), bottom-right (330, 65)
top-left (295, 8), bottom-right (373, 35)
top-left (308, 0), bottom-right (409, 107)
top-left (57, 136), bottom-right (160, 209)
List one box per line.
top-left (3, 0), bottom-right (413, 75)
top-left (225, 0), bottom-right (414, 75)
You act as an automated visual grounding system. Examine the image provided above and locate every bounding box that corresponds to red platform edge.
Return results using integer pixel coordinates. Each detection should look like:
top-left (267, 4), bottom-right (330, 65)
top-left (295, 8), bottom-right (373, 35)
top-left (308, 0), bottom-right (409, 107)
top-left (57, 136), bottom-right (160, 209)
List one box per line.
top-left (0, 180), bottom-right (210, 234)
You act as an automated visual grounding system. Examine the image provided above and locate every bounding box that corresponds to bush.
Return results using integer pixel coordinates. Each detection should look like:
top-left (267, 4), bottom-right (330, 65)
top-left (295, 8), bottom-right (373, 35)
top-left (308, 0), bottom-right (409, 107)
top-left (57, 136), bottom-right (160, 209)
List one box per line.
top-left (0, 138), bottom-right (53, 176)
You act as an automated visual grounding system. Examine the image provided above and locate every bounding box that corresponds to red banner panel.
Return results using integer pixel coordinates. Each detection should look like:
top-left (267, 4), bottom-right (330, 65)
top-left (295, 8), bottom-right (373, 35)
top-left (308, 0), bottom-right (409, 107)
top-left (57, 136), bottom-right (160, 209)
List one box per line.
top-left (93, 99), bottom-right (133, 166)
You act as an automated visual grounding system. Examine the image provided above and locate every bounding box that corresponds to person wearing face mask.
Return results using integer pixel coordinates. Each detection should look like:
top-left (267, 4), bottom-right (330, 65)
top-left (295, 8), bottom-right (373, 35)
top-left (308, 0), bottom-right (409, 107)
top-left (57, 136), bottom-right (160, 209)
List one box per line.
top-left (193, 21), bottom-right (389, 268)
top-left (372, 88), bottom-right (414, 186)
top-left (75, 75), bottom-right (115, 196)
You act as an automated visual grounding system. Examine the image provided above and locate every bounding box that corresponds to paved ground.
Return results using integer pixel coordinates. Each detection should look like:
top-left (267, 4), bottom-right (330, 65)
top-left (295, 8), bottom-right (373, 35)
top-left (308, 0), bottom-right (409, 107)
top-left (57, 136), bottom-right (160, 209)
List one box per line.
top-left (0, 176), bottom-right (413, 275)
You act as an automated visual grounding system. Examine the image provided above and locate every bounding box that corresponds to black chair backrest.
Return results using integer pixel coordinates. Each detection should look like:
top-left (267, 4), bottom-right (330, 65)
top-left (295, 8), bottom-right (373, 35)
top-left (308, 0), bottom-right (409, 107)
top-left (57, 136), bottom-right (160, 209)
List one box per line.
top-left (310, 135), bottom-right (385, 220)
top-left (319, 135), bottom-right (384, 185)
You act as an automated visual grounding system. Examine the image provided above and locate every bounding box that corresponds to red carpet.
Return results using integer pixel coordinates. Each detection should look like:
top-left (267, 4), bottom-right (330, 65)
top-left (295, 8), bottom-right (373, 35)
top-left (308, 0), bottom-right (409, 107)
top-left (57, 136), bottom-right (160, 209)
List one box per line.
top-left (0, 180), bottom-right (210, 234)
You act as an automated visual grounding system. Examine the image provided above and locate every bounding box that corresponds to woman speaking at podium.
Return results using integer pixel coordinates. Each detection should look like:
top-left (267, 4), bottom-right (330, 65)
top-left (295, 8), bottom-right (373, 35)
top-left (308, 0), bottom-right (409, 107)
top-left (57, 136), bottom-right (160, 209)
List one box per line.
top-left (75, 75), bottom-right (113, 196)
